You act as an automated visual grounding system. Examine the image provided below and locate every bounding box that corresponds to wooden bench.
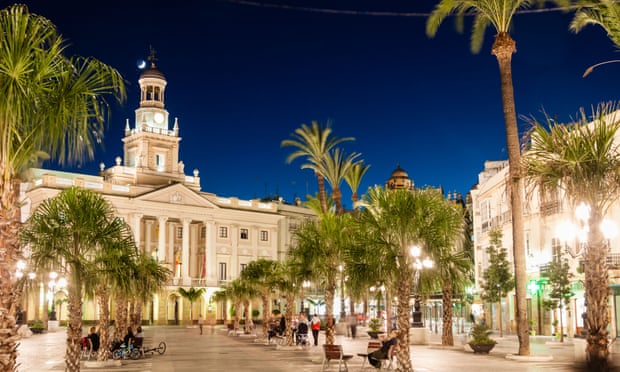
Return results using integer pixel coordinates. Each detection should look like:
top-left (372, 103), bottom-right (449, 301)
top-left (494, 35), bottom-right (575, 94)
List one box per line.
top-left (357, 340), bottom-right (381, 370)
top-left (321, 344), bottom-right (353, 372)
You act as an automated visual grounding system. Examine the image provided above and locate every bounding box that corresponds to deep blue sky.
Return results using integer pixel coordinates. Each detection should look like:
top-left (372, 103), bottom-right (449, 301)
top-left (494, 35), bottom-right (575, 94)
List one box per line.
top-left (20, 0), bottom-right (620, 207)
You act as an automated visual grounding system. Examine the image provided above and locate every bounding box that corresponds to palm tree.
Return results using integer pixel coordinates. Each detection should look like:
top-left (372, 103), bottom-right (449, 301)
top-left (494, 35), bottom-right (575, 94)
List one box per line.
top-left (427, 0), bottom-right (531, 355)
top-left (344, 161), bottom-right (371, 210)
top-left (281, 120), bottom-right (354, 213)
top-left (178, 287), bottom-right (206, 324)
top-left (290, 212), bottom-right (355, 344)
top-left (354, 186), bottom-right (464, 371)
top-left (311, 148), bottom-right (361, 214)
top-left (0, 5), bottom-right (125, 369)
top-left (130, 253), bottom-right (171, 328)
top-left (523, 103), bottom-right (620, 370)
top-left (271, 257), bottom-right (306, 346)
top-left (20, 187), bottom-right (134, 372)
top-left (240, 259), bottom-right (280, 340)
top-left (570, 0), bottom-right (620, 48)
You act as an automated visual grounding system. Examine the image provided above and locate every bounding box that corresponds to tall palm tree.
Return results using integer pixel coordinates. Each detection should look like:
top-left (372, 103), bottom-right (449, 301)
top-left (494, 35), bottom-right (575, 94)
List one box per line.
top-left (570, 0), bottom-right (620, 48)
top-left (523, 103), bottom-right (620, 370)
top-left (310, 149), bottom-right (361, 214)
top-left (178, 287), bottom-right (206, 324)
top-left (20, 187), bottom-right (134, 372)
top-left (281, 120), bottom-right (354, 213)
top-left (344, 161), bottom-right (371, 210)
top-left (427, 0), bottom-right (531, 355)
top-left (0, 5), bottom-right (125, 370)
top-left (240, 259), bottom-right (280, 340)
top-left (290, 212), bottom-right (354, 344)
top-left (272, 257), bottom-right (306, 346)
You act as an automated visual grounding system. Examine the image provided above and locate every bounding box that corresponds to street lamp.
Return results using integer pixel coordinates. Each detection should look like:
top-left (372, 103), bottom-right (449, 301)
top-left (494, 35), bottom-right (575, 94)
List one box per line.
top-left (48, 272), bottom-right (66, 321)
top-left (410, 245), bottom-right (433, 328)
top-left (555, 202), bottom-right (617, 258)
top-left (338, 265), bottom-right (346, 319)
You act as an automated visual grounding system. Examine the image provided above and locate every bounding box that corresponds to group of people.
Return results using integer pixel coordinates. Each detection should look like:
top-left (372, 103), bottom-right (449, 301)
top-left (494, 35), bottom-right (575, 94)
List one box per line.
top-left (83, 325), bottom-right (144, 354)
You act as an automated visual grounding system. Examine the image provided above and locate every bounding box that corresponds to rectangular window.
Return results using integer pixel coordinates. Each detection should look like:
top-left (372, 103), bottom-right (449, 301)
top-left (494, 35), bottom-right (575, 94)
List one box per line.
top-left (219, 226), bottom-right (228, 238)
top-left (201, 226), bottom-right (206, 239)
top-left (551, 237), bottom-right (562, 261)
top-left (219, 262), bottom-right (227, 281)
top-left (260, 230), bottom-right (268, 241)
top-left (240, 263), bottom-right (247, 273)
top-left (240, 228), bottom-right (248, 240)
top-left (176, 226), bottom-right (182, 239)
top-left (155, 153), bottom-right (165, 172)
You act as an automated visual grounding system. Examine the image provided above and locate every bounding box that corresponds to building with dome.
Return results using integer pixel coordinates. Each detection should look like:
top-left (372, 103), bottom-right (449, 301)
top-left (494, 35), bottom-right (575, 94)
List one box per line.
top-left (385, 164), bottom-right (414, 191)
top-left (20, 54), bottom-right (315, 325)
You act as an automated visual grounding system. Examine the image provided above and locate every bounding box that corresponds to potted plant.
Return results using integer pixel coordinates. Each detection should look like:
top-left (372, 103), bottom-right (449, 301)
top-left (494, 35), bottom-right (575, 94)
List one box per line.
top-left (29, 319), bottom-right (44, 334)
top-left (367, 318), bottom-right (384, 339)
top-left (467, 323), bottom-right (496, 354)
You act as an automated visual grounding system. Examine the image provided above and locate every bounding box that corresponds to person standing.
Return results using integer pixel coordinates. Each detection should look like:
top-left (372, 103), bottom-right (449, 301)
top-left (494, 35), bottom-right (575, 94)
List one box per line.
top-left (311, 314), bottom-right (321, 346)
top-left (198, 314), bottom-right (204, 335)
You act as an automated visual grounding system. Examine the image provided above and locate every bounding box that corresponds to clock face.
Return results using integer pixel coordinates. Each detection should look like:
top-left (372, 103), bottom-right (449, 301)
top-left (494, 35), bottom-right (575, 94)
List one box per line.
top-left (154, 112), bottom-right (164, 124)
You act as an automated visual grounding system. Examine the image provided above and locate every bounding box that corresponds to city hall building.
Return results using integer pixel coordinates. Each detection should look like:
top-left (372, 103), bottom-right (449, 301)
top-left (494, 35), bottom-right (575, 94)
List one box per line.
top-left (20, 58), bottom-right (315, 325)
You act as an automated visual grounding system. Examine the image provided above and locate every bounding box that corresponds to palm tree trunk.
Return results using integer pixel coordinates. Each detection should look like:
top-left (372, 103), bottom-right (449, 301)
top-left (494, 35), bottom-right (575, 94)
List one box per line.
top-left (442, 285), bottom-right (454, 346)
top-left (0, 179), bottom-right (23, 372)
top-left (332, 187), bottom-right (343, 215)
top-left (66, 283), bottom-right (83, 372)
top-left (492, 31), bottom-right (529, 356)
top-left (261, 293), bottom-right (270, 340)
top-left (396, 271), bottom-right (413, 372)
top-left (325, 283), bottom-right (335, 345)
top-left (284, 293), bottom-right (294, 346)
top-left (114, 293), bottom-right (129, 341)
top-left (585, 208), bottom-right (610, 370)
top-left (134, 299), bottom-right (143, 328)
top-left (97, 286), bottom-right (111, 361)
top-left (317, 174), bottom-right (328, 214)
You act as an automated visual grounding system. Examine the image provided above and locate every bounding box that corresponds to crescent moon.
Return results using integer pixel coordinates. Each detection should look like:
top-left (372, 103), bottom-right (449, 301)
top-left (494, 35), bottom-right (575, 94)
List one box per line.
top-left (137, 60), bottom-right (146, 69)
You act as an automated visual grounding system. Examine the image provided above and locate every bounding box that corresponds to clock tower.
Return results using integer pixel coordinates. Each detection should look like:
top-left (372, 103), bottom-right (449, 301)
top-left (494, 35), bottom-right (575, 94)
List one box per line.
top-left (101, 48), bottom-right (200, 190)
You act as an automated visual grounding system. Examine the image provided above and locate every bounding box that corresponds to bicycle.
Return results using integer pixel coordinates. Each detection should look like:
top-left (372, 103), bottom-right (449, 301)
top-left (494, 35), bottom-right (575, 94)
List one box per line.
top-left (112, 342), bottom-right (141, 360)
top-left (142, 341), bottom-right (166, 356)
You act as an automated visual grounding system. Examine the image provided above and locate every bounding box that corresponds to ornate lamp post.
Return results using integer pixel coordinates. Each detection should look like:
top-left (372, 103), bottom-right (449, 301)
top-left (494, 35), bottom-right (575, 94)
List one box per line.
top-left (410, 245), bottom-right (433, 328)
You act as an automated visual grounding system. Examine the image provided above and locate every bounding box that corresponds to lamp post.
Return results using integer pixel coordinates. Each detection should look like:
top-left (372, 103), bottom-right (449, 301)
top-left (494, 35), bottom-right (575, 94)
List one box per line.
top-left (339, 265), bottom-right (346, 320)
top-left (47, 272), bottom-right (67, 321)
top-left (410, 245), bottom-right (433, 328)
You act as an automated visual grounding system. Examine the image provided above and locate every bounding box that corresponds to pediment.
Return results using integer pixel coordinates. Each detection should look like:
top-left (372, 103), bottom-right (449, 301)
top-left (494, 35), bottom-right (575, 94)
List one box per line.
top-left (135, 183), bottom-right (218, 209)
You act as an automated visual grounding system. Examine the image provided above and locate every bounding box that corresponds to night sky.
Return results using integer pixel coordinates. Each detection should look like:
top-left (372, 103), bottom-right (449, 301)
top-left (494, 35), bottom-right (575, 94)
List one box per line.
top-left (18, 0), bottom-right (620, 207)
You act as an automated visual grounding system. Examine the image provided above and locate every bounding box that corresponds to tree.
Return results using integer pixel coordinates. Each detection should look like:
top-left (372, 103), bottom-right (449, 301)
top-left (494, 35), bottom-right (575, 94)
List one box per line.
top-left (523, 102), bottom-right (620, 369)
top-left (542, 254), bottom-right (574, 343)
top-left (480, 229), bottom-right (515, 338)
top-left (570, 0), bottom-right (620, 49)
top-left (310, 148), bottom-right (360, 214)
top-left (290, 212), bottom-right (354, 344)
top-left (21, 187), bottom-right (134, 372)
top-left (178, 287), bottom-right (206, 324)
top-left (354, 186), bottom-right (464, 371)
top-left (427, 0), bottom-right (531, 355)
top-left (281, 121), bottom-right (354, 213)
top-left (0, 5), bottom-right (125, 370)
top-left (240, 259), bottom-right (280, 340)
top-left (344, 161), bottom-right (370, 210)
top-left (129, 253), bottom-right (171, 329)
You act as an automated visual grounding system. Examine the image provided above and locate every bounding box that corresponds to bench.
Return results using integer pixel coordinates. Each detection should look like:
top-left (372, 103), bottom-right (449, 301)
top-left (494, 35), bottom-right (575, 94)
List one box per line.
top-left (321, 344), bottom-right (353, 372)
top-left (357, 340), bottom-right (381, 370)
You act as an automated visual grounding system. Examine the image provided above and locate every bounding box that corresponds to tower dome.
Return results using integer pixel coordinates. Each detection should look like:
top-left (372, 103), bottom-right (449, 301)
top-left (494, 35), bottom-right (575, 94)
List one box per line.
top-left (386, 164), bottom-right (414, 191)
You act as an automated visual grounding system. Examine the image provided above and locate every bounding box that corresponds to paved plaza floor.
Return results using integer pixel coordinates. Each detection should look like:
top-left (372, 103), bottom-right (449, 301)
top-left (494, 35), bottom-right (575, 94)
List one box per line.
top-left (16, 324), bottom-right (620, 371)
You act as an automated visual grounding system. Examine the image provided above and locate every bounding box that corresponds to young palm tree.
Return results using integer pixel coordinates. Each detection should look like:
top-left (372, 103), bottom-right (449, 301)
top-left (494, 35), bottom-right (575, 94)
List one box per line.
top-left (281, 121), bottom-right (354, 213)
top-left (0, 5), bottom-right (125, 369)
top-left (344, 161), bottom-right (371, 210)
top-left (290, 212), bottom-right (354, 344)
top-left (240, 259), bottom-right (280, 340)
top-left (355, 186), bottom-right (464, 371)
top-left (130, 253), bottom-right (171, 329)
top-left (523, 103), bottom-right (620, 370)
top-left (178, 287), bottom-right (206, 324)
top-left (427, 0), bottom-right (531, 355)
top-left (20, 187), bottom-right (134, 372)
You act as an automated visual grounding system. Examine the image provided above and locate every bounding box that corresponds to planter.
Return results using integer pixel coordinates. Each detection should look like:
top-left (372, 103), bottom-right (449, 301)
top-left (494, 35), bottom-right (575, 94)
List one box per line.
top-left (468, 342), bottom-right (496, 354)
top-left (30, 328), bottom-right (44, 334)
top-left (367, 331), bottom-right (384, 339)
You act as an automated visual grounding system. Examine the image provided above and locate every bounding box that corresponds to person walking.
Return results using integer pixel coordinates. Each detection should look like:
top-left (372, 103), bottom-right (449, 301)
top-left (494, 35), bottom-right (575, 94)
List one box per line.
top-left (311, 314), bottom-right (321, 346)
top-left (198, 314), bottom-right (204, 335)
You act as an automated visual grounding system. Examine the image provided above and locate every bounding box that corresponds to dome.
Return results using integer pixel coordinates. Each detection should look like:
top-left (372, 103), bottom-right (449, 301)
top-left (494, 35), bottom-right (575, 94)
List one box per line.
top-left (140, 65), bottom-right (165, 80)
top-left (386, 163), bottom-right (414, 190)
top-left (390, 164), bottom-right (409, 179)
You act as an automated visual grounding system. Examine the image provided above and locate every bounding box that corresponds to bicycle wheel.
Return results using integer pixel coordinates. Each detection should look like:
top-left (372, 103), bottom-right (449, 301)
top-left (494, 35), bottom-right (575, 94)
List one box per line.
top-left (112, 350), bottom-right (123, 360)
top-left (130, 349), bottom-right (141, 360)
top-left (156, 341), bottom-right (166, 355)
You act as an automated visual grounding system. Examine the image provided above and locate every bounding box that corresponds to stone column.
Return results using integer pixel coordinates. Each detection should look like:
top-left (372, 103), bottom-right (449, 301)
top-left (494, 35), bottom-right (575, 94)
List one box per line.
top-left (145, 220), bottom-right (153, 254)
top-left (133, 214), bottom-right (143, 251)
top-left (206, 220), bottom-right (216, 283)
top-left (230, 224), bottom-right (239, 280)
top-left (182, 218), bottom-right (191, 284)
top-left (158, 216), bottom-right (167, 262)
